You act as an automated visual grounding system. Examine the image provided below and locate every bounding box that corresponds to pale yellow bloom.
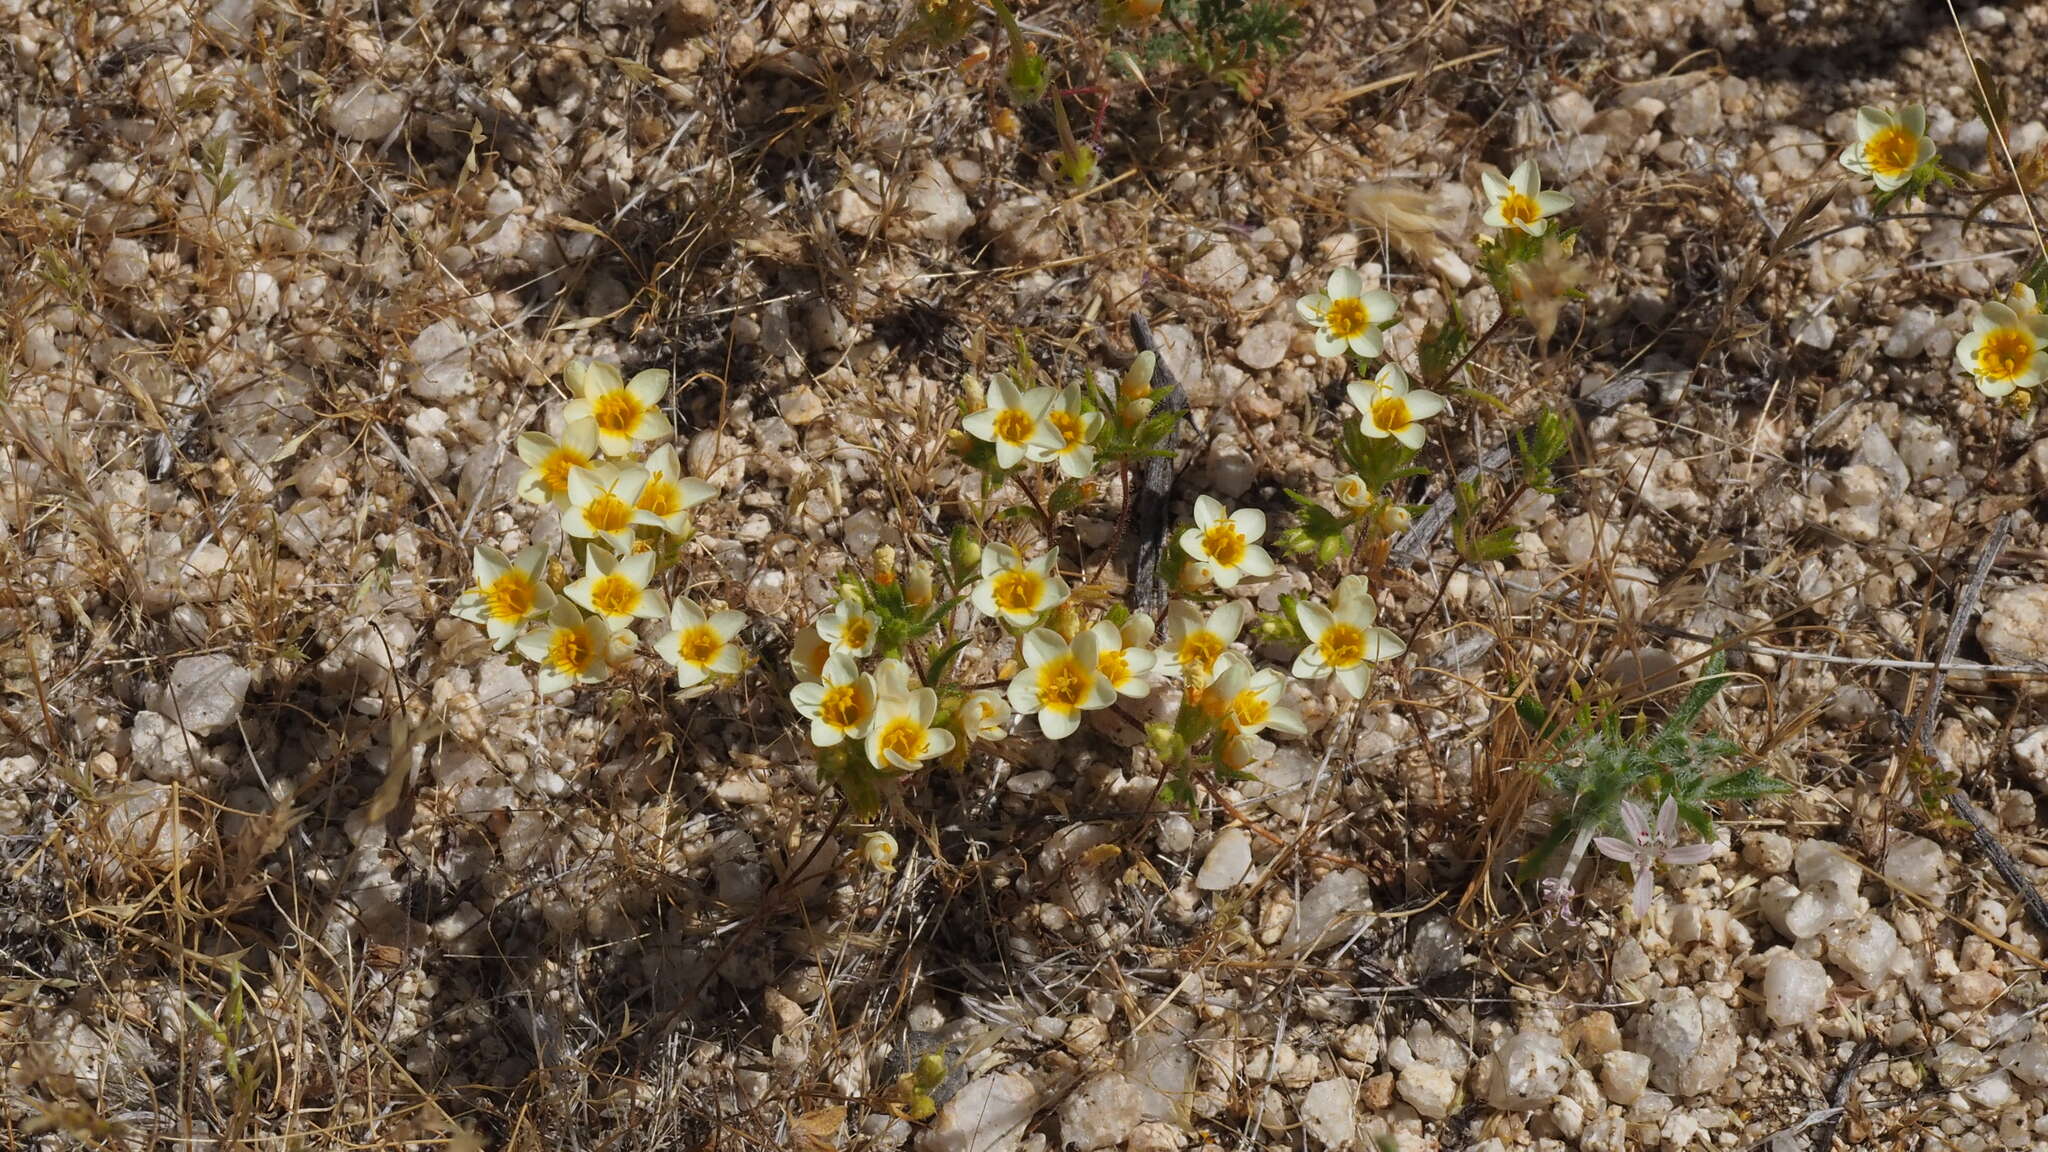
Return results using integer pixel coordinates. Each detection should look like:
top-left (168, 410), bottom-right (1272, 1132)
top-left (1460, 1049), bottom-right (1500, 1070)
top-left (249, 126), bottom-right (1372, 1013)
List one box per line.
top-left (563, 545), bottom-right (668, 626)
top-left (654, 598), bottom-right (747, 689)
top-left (1957, 288), bottom-right (2048, 398)
top-left (516, 601), bottom-right (628, 694)
top-left (1006, 628), bottom-right (1115, 740)
top-left (515, 420), bottom-right (599, 508)
top-left (1291, 576), bottom-right (1405, 698)
top-left (861, 831), bottom-right (900, 873)
top-left (1295, 266), bottom-right (1400, 359)
top-left (1348, 364), bottom-right (1446, 451)
top-left (971, 543), bottom-right (1070, 626)
top-left (1481, 160), bottom-right (1574, 236)
top-left (961, 374), bottom-right (1063, 468)
top-left (790, 653), bottom-right (876, 747)
top-left (1027, 386), bottom-right (1104, 479)
top-left (1839, 106), bottom-right (1935, 192)
top-left (1159, 600), bottom-right (1246, 687)
top-left (959, 689), bottom-right (1012, 742)
top-left (1087, 614), bottom-right (1157, 699)
top-left (562, 359), bottom-right (674, 457)
top-left (1179, 496), bottom-right (1276, 590)
top-left (1199, 653), bottom-right (1306, 739)
top-left (453, 545), bottom-right (555, 649)
top-left (866, 678), bottom-right (955, 772)
top-left (632, 443), bottom-right (717, 536)
top-left (563, 465), bottom-right (649, 555)
top-left (816, 599), bottom-right (880, 658)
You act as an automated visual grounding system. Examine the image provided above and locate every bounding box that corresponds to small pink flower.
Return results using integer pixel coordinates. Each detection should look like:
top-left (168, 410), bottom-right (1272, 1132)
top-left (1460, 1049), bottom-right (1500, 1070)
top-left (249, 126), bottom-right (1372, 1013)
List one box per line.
top-left (1594, 798), bottom-right (1718, 918)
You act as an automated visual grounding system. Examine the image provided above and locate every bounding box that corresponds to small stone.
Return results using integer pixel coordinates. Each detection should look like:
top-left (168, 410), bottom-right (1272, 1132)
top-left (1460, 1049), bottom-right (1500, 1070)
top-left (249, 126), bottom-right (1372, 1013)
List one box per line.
top-left (1058, 1072), bottom-right (1142, 1151)
top-left (1600, 1050), bottom-right (1651, 1106)
top-left (145, 654), bottom-right (252, 737)
top-left (1396, 1060), bottom-right (1457, 1119)
top-left (1181, 232), bottom-right (1248, 294)
top-left (1946, 970), bottom-right (2004, 1011)
top-left (1980, 586), bottom-right (2048, 664)
top-left (1760, 949), bottom-right (1830, 1027)
top-left (101, 782), bottom-right (203, 871)
top-left (1283, 869), bottom-right (1372, 952)
top-left (407, 319), bottom-right (474, 399)
top-left (1743, 831), bottom-right (1794, 874)
top-left (901, 162), bottom-right (973, 245)
top-left (1631, 988), bottom-right (1737, 1097)
top-left (779, 387), bottom-right (826, 426)
top-left (1823, 914), bottom-right (1900, 988)
top-left (1884, 307), bottom-right (1942, 359)
top-left (1236, 321), bottom-right (1293, 371)
top-left (1484, 1032), bottom-right (1568, 1110)
top-left (1883, 834), bottom-right (1948, 902)
top-left (1299, 1079), bottom-right (1356, 1149)
top-left (1999, 1041), bottom-right (2048, 1087)
top-left (920, 1072), bottom-right (1036, 1152)
top-left (1196, 827), bottom-right (1255, 890)
top-left (1997, 788), bottom-right (2035, 829)
top-left (1896, 415), bottom-right (1957, 479)
top-left (323, 80), bottom-right (410, 141)
top-left (1574, 1011), bottom-right (1622, 1057)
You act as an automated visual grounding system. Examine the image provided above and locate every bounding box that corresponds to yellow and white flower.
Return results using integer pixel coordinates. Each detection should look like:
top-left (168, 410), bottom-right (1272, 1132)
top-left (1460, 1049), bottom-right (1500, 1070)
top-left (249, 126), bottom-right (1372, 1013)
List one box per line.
top-left (1088, 614), bottom-right (1157, 699)
top-left (563, 465), bottom-right (650, 554)
top-left (1179, 496), bottom-right (1276, 590)
top-left (562, 358), bottom-right (674, 458)
top-left (632, 443), bottom-right (717, 536)
top-left (1159, 599), bottom-right (1246, 686)
top-left (861, 830), bottom-right (899, 873)
top-left (453, 545), bottom-right (555, 649)
top-left (1027, 386), bottom-right (1105, 479)
top-left (1291, 576), bottom-right (1405, 698)
top-left (1295, 266), bottom-right (1401, 359)
top-left (1332, 473), bottom-right (1373, 510)
top-left (816, 598), bottom-right (880, 658)
top-left (515, 419), bottom-right (599, 508)
top-left (563, 545), bottom-right (668, 627)
top-left (971, 543), bottom-right (1071, 626)
top-left (1006, 627), bottom-right (1115, 740)
top-left (1481, 160), bottom-right (1574, 236)
top-left (1956, 289), bottom-right (2048, 398)
top-left (959, 688), bottom-right (1013, 742)
top-left (1200, 653), bottom-right (1306, 739)
top-left (1348, 364), bottom-right (1446, 451)
top-left (790, 653), bottom-right (876, 747)
top-left (516, 601), bottom-right (626, 694)
top-left (654, 598), bottom-right (748, 689)
top-left (961, 374), bottom-right (1063, 468)
top-left (866, 677), bottom-right (955, 772)
top-left (1839, 106), bottom-right (1935, 192)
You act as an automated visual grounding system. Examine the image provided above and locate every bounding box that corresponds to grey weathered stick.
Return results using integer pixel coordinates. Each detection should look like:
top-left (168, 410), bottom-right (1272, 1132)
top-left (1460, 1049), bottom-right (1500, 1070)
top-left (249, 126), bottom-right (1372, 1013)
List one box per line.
top-left (1123, 314), bottom-right (1187, 621)
top-left (1805, 1038), bottom-right (1876, 1152)
top-left (1909, 511), bottom-right (2048, 958)
top-left (1391, 373), bottom-right (1650, 563)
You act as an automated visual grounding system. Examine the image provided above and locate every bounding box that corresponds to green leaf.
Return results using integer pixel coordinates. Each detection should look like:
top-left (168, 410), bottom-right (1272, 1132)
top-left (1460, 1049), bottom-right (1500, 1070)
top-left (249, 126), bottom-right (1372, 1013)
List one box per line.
top-left (925, 636), bottom-right (973, 687)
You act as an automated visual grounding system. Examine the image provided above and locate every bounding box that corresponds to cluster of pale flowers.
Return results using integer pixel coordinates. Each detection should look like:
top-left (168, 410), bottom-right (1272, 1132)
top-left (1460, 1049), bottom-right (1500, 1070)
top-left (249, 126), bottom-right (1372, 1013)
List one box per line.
top-left (787, 581), bottom-right (964, 774)
top-left (960, 372), bottom-right (1107, 479)
top-left (1837, 105), bottom-right (2047, 402)
top-left (453, 360), bottom-right (746, 694)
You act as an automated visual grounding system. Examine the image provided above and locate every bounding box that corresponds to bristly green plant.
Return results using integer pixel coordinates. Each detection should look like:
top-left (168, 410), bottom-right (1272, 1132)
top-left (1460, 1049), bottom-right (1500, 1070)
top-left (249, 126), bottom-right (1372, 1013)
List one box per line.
top-left (1516, 651), bottom-right (1789, 886)
top-left (1145, 0), bottom-right (1301, 97)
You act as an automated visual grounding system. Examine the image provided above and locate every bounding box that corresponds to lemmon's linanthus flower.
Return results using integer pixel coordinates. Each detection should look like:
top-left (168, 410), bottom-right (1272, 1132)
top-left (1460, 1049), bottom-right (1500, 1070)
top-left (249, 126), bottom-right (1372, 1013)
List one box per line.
top-left (654, 598), bottom-right (747, 690)
top-left (790, 653), bottom-right (876, 747)
top-left (1332, 474), bottom-right (1373, 511)
top-left (1481, 160), bottom-right (1574, 236)
top-left (961, 374), bottom-right (1062, 468)
top-left (861, 831), bottom-right (899, 873)
top-left (1838, 105), bottom-right (1936, 192)
top-left (562, 359), bottom-right (674, 458)
top-left (1348, 364), bottom-right (1446, 451)
top-left (515, 419), bottom-right (599, 508)
top-left (632, 444), bottom-right (718, 536)
top-left (1200, 653), bottom-right (1306, 740)
top-left (867, 676), bottom-right (955, 772)
top-left (1007, 627), bottom-right (1115, 740)
top-left (1291, 576), bottom-right (1405, 698)
top-left (1296, 267), bottom-right (1400, 360)
top-left (959, 688), bottom-right (1013, 742)
top-left (816, 598), bottom-right (880, 658)
top-left (453, 545), bottom-right (555, 649)
top-left (563, 545), bottom-right (668, 628)
top-left (1028, 386), bottom-right (1105, 479)
top-left (563, 465), bottom-right (649, 555)
top-left (517, 601), bottom-right (626, 694)
top-left (1158, 599), bottom-right (1247, 687)
top-left (1956, 288), bottom-right (2048, 398)
top-left (1179, 495), bottom-right (1276, 590)
top-left (1594, 797), bottom-right (1719, 919)
top-left (1090, 613), bottom-right (1157, 699)
top-left (971, 543), bottom-right (1071, 627)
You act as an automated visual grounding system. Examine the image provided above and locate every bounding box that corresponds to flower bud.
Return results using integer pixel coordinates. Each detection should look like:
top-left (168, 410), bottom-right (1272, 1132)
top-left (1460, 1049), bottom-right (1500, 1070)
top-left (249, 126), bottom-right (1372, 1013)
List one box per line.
top-left (1333, 474), bottom-right (1372, 510)
top-left (1046, 602), bottom-right (1081, 641)
top-left (905, 560), bottom-right (935, 608)
top-left (1375, 502), bottom-right (1413, 535)
top-left (861, 831), bottom-right (899, 873)
top-left (1146, 722), bottom-right (1187, 764)
top-left (947, 525), bottom-right (982, 577)
top-left (872, 544), bottom-right (898, 587)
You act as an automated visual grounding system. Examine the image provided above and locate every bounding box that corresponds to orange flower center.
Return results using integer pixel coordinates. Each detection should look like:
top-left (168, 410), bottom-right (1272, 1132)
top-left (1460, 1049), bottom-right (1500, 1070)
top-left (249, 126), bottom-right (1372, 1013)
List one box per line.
top-left (1325, 296), bottom-right (1369, 341)
top-left (819, 683), bottom-right (868, 730)
top-left (992, 408), bottom-right (1036, 444)
top-left (991, 570), bottom-right (1043, 615)
top-left (592, 390), bottom-right (645, 437)
top-left (1977, 328), bottom-right (2036, 382)
top-left (482, 571), bottom-right (535, 622)
top-left (1036, 656), bottom-right (1089, 712)
top-left (1371, 393), bottom-right (1413, 434)
top-left (547, 628), bottom-right (593, 676)
top-left (1228, 690), bottom-right (1269, 732)
top-left (676, 624), bottom-right (722, 666)
top-left (540, 447), bottom-right (588, 494)
top-left (1099, 647), bottom-right (1130, 685)
top-left (878, 717), bottom-right (927, 762)
top-left (583, 491), bottom-right (633, 534)
top-left (1318, 623), bottom-right (1366, 668)
top-left (1864, 126), bottom-right (1919, 178)
top-left (1179, 632), bottom-right (1223, 678)
top-left (636, 475), bottom-right (681, 518)
top-left (1048, 409), bottom-right (1083, 448)
top-left (1499, 190), bottom-right (1541, 227)
top-left (588, 572), bottom-right (640, 617)
top-left (1201, 521), bottom-right (1248, 567)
